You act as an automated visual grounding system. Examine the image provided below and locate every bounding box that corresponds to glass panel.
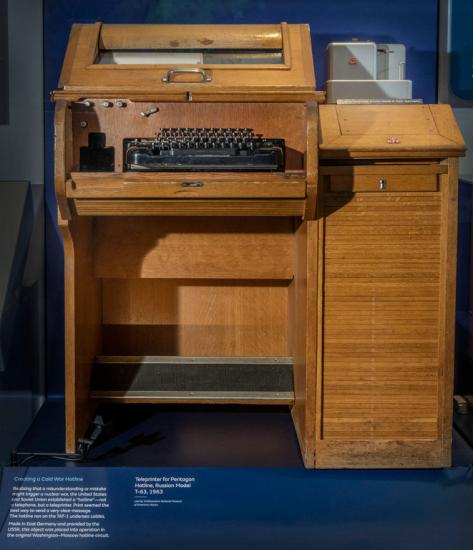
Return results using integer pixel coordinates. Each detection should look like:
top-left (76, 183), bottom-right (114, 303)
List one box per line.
top-left (97, 51), bottom-right (204, 65)
top-left (203, 52), bottom-right (283, 64)
top-left (450, 0), bottom-right (473, 100)
top-left (95, 49), bottom-right (284, 65)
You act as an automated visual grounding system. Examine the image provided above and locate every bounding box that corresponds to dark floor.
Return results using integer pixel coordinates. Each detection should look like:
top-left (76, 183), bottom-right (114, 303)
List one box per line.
top-left (13, 398), bottom-right (303, 467)
top-left (10, 397), bottom-right (473, 468)
top-left (3, 398), bottom-right (473, 550)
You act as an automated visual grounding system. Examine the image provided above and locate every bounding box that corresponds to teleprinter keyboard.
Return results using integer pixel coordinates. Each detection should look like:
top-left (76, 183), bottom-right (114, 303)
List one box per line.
top-left (124, 128), bottom-right (285, 171)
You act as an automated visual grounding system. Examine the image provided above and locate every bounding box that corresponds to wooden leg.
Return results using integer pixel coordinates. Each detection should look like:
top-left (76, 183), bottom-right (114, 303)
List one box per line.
top-left (59, 214), bottom-right (101, 453)
top-left (290, 220), bottom-right (318, 467)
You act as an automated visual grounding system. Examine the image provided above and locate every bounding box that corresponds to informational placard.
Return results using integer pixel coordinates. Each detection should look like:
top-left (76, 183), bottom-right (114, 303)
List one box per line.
top-left (1, 466), bottom-right (473, 550)
top-left (0, 469), bottom-right (199, 547)
top-left (6, 474), bottom-right (111, 540)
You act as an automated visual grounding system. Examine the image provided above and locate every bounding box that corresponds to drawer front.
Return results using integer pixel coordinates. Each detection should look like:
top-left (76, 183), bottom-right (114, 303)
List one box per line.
top-left (68, 172), bottom-right (307, 199)
top-left (72, 198), bottom-right (306, 217)
top-left (329, 173), bottom-right (438, 193)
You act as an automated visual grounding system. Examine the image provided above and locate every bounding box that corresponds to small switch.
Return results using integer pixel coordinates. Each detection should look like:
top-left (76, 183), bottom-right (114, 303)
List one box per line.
top-left (141, 107), bottom-right (160, 117)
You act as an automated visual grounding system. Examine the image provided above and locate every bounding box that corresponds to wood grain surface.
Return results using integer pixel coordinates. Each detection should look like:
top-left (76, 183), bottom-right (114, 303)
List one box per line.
top-left (101, 279), bottom-right (290, 357)
top-left (55, 23), bottom-right (316, 95)
top-left (93, 216), bottom-right (295, 279)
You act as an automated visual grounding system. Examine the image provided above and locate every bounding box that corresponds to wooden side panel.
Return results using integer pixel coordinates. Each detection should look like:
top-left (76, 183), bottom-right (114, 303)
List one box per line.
top-left (429, 105), bottom-right (467, 147)
top-left (58, 23), bottom-right (101, 88)
top-left (101, 279), bottom-right (289, 357)
top-left (438, 159), bottom-right (459, 464)
top-left (93, 217), bottom-right (294, 280)
top-left (304, 102), bottom-right (318, 219)
top-left (60, 215), bottom-right (102, 453)
top-left (290, 220), bottom-right (318, 467)
top-left (54, 100), bottom-right (72, 219)
top-left (319, 189), bottom-right (444, 465)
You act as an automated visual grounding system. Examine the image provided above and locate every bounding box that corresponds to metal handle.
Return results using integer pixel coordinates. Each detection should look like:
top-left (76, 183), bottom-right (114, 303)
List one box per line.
top-left (180, 181), bottom-right (204, 188)
top-left (379, 178), bottom-right (387, 190)
top-left (162, 68), bottom-right (212, 83)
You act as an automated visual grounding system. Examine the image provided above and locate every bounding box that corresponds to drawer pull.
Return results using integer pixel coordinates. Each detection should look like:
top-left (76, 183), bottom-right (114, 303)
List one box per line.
top-left (379, 178), bottom-right (387, 190)
top-left (181, 181), bottom-right (204, 188)
top-left (162, 68), bottom-right (212, 83)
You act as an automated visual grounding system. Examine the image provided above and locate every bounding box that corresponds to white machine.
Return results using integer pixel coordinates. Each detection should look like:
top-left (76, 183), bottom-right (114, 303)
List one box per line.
top-left (326, 41), bottom-right (413, 103)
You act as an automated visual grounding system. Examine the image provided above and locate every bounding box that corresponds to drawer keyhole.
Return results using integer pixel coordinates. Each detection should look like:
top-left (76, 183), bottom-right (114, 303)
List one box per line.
top-left (379, 178), bottom-right (387, 190)
top-left (181, 181), bottom-right (204, 188)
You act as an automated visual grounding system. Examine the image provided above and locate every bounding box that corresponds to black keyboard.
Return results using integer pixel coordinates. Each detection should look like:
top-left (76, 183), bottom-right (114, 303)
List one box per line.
top-left (124, 128), bottom-right (285, 172)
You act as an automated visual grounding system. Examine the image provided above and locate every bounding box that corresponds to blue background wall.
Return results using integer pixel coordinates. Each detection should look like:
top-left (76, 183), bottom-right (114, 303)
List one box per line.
top-left (44, 0), bottom-right (440, 395)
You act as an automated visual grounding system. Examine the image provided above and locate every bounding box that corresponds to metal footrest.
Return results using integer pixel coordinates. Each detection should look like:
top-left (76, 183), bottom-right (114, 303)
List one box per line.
top-left (90, 356), bottom-right (295, 405)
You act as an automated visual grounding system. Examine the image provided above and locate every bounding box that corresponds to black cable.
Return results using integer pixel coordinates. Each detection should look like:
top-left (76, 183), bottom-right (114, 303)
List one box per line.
top-left (10, 415), bottom-right (108, 467)
top-left (12, 452), bottom-right (85, 467)
top-left (11, 427), bottom-right (165, 467)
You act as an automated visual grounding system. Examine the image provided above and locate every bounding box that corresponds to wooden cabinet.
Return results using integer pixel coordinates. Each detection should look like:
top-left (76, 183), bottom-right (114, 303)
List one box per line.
top-left (53, 23), bottom-right (323, 461)
top-left (316, 105), bottom-right (465, 468)
top-left (54, 24), bottom-right (466, 469)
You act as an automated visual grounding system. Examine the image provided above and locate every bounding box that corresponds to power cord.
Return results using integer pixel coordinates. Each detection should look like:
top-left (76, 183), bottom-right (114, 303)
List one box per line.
top-left (10, 415), bottom-right (107, 467)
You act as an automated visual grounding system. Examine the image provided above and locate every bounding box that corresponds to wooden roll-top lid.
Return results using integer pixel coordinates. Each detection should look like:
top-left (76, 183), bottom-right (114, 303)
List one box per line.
top-left (53, 22), bottom-right (322, 102)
